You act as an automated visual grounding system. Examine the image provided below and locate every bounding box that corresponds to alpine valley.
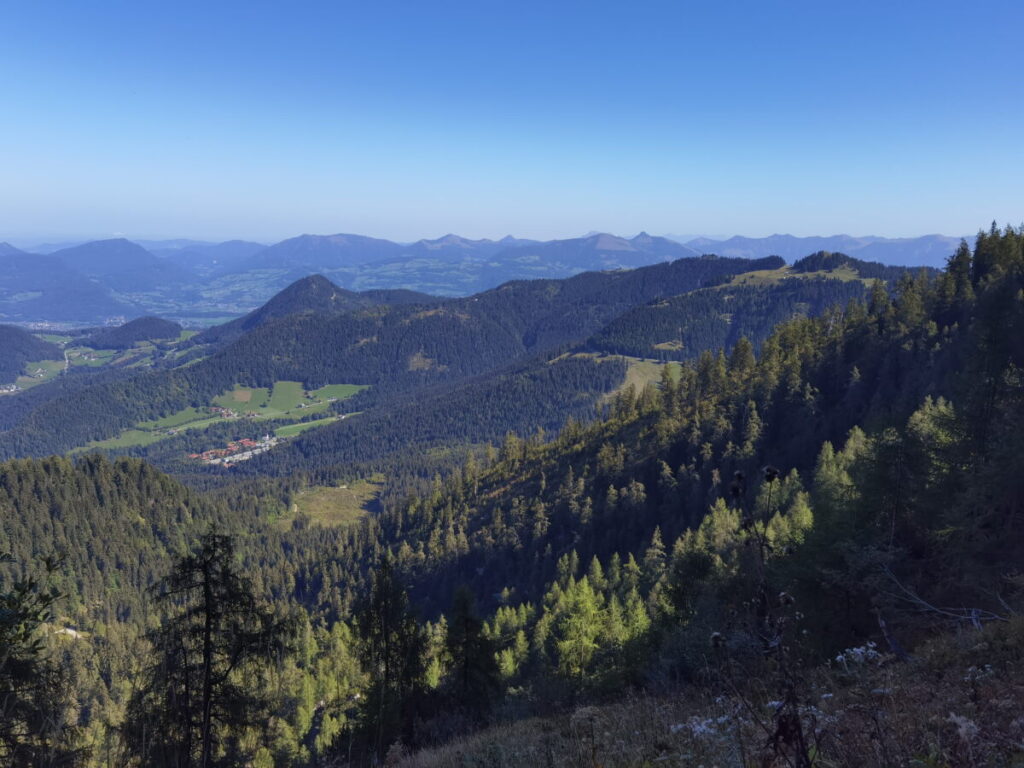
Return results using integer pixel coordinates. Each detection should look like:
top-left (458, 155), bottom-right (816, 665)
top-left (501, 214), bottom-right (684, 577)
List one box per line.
top-left (2, 225), bottom-right (1024, 767)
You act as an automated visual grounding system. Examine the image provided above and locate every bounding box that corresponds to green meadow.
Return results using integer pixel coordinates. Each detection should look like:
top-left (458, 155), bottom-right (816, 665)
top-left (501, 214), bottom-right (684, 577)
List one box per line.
top-left (274, 476), bottom-right (383, 531)
top-left (77, 381), bottom-right (366, 453)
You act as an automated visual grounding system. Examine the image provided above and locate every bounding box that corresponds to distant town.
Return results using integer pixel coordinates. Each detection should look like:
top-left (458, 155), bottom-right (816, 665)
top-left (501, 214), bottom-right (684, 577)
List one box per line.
top-left (189, 434), bottom-right (281, 465)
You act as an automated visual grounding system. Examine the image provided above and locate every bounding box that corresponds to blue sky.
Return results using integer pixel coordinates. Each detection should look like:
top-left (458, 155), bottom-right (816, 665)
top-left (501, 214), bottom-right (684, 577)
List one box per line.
top-left (1, 0), bottom-right (1021, 243)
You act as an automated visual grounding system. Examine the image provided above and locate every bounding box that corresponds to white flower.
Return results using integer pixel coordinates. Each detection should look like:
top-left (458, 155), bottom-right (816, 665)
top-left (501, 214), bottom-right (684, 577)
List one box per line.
top-left (948, 712), bottom-right (979, 741)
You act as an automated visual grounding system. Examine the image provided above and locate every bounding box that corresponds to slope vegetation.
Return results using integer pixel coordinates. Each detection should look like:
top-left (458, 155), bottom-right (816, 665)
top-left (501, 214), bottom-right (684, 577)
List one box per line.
top-left (0, 325), bottom-right (62, 384)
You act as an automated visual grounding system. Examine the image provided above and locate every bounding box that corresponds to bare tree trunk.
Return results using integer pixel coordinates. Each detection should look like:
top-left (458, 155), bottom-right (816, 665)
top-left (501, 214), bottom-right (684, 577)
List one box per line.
top-left (201, 560), bottom-right (214, 768)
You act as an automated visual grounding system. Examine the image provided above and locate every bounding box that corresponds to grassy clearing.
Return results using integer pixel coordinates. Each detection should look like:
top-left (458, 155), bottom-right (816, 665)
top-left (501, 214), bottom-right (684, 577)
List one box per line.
top-left (36, 333), bottom-right (73, 344)
top-left (268, 380), bottom-right (305, 411)
top-left (545, 353), bottom-right (669, 406)
top-left (66, 347), bottom-right (118, 367)
top-left (724, 265), bottom-right (869, 287)
top-left (213, 386), bottom-right (270, 412)
top-left (139, 407), bottom-right (209, 430)
top-left (311, 383), bottom-right (367, 400)
top-left (78, 429), bottom-right (169, 451)
top-left (215, 381), bottom-right (367, 419)
top-left (75, 381), bottom-right (366, 454)
top-left (274, 417), bottom-right (339, 438)
top-left (13, 358), bottom-right (66, 391)
top-left (603, 357), bottom-right (679, 403)
top-left (276, 476), bottom-right (383, 531)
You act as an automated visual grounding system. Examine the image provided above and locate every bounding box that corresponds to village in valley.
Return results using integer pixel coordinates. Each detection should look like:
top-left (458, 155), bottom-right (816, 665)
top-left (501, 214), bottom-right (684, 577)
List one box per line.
top-left (70, 380), bottom-right (367, 462)
top-left (189, 434), bottom-right (281, 465)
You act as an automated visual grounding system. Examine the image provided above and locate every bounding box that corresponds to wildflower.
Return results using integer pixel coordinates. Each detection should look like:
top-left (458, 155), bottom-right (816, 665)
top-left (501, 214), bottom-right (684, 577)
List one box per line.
top-left (571, 706), bottom-right (601, 729)
top-left (963, 664), bottom-right (994, 682)
top-left (762, 465), bottom-right (780, 483)
top-left (834, 641), bottom-right (880, 672)
top-left (948, 712), bottom-right (979, 741)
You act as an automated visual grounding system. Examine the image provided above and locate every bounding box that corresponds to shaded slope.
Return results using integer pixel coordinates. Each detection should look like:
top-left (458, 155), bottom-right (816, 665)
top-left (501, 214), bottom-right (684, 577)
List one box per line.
top-left (0, 243), bottom-right (137, 322)
top-left (51, 238), bottom-right (195, 292)
top-left (0, 325), bottom-right (62, 383)
top-left (193, 275), bottom-right (436, 346)
top-left (81, 316), bottom-right (183, 349)
top-left (0, 255), bottom-right (780, 457)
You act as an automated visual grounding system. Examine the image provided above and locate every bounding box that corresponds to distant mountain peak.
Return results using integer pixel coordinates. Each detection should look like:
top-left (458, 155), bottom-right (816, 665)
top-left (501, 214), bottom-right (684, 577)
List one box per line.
top-left (56, 237), bottom-right (148, 254)
top-left (681, 233), bottom-right (962, 268)
top-left (275, 273), bottom-right (341, 298)
top-left (0, 242), bottom-right (29, 256)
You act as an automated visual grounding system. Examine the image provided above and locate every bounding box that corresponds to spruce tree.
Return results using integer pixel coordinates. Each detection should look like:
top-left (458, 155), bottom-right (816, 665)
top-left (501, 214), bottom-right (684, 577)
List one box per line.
top-left (0, 554), bottom-right (84, 767)
top-left (443, 586), bottom-right (500, 718)
top-left (355, 554), bottom-right (427, 759)
top-left (120, 533), bottom-right (294, 768)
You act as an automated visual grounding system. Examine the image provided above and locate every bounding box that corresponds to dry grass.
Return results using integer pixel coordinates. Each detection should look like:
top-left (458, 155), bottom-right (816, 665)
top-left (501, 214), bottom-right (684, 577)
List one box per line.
top-left (398, 620), bottom-right (1024, 768)
top-left (600, 358), bottom-right (680, 406)
top-left (276, 478), bottom-right (383, 531)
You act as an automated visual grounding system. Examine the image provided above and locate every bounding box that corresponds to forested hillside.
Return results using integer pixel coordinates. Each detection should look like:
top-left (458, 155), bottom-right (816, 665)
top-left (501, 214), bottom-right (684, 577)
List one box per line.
top-left (80, 316), bottom-right (183, 349)
top-left (2, 226), bottom-right (1023, 766)
top-left (0, 325), bottom-right (61, 383)
top-left (588, 272), bottom-right (867, 360)
top-left (192, 274), bottom-right (434, 346)
top-left (0, 254), bottom-right (780, 458)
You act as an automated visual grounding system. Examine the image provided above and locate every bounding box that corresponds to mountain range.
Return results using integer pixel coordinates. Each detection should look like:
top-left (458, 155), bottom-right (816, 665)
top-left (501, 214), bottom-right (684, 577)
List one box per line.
top-left (0, 230), bottom-right (967, 326)
top-left (677, 232), bottom-right (964, 265)
top-left (0, 248), bottom-right (907, 469)
top-left (3, 226), bottom-right (1018, 766)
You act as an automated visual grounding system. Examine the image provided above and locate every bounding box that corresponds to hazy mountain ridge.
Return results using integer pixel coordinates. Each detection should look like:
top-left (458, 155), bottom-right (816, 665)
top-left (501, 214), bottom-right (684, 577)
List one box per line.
top-left (0, 231), bottom-right (966, 325)
top-left (681, 232), bottom-right (965, 267)
top-left (0, 241), bottom-right (137, 323)
top-left (0, 253), bottom-right (782, 458)
top-left (152, 240), bottom-right (267, 276)
top-left (50, 238), bottom-right (196, 292)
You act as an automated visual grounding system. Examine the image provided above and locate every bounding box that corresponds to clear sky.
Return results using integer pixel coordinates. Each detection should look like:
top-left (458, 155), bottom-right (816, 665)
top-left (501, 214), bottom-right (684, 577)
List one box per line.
top-left (1, 0), bottom-right (1021, 243)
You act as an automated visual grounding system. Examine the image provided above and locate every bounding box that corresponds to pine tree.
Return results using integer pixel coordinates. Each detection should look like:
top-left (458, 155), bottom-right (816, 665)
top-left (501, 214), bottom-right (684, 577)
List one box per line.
top-left (555, 577), bottom-right (602, 681)
top-left (0, 554), bottom-right (84, 767)
top-left (120, 534), bottom-right (294, 768)
top-left (443, 586), bottom-right (500, 718)
top-left (355, 554), bottom-right (427, 759)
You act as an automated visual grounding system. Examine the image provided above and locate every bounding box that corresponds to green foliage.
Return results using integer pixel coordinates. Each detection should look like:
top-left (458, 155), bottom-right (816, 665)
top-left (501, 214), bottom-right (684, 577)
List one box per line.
top-left (353, 555), bottom-right (428, 761)
top-left (120, 533), bottom-right (295, 768)
top-left (442, 586), bottom-right (500, 718)
top-left (0, 325), bottom-right (62, 384)
top-left (0, 554), bottom-right (85, 766)
top-left (2, 225), bottom-right (1024, 763)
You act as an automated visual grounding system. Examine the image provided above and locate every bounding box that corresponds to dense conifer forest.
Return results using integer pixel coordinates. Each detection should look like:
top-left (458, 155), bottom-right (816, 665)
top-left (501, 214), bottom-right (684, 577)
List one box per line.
top-left (79, 316), bottom-right (183, 349)
top-left (2, 226), bottom-right (1024, 766)
top-left (0, 253), bottom-right (779, 459)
